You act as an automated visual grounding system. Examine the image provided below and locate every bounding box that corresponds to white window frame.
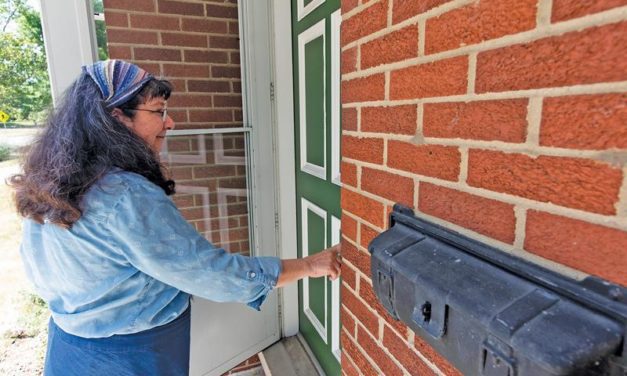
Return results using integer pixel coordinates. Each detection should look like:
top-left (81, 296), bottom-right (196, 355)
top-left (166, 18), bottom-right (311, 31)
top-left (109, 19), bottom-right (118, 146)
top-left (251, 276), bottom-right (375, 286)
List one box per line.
top-left (40, 0), bottom-right (99, 105)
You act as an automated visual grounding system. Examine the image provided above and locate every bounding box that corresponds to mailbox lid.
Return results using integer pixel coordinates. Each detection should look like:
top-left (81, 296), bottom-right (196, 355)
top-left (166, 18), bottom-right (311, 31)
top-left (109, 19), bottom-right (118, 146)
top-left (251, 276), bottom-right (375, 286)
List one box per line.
top-left (368, 205), bottom-right (627, 376)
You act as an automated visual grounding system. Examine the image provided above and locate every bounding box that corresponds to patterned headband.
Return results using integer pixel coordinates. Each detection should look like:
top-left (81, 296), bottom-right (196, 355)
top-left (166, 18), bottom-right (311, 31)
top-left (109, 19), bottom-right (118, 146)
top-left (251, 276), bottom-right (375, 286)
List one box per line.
top-left (82, 60), bottom-right (154, 109)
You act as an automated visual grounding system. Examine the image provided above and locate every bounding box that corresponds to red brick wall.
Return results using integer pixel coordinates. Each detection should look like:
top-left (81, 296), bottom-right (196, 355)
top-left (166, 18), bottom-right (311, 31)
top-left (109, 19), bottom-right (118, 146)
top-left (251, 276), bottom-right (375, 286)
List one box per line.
top-left (103, 0), bottom-right (250, 254)
top-left (340, 0), bottom-right (627, 375)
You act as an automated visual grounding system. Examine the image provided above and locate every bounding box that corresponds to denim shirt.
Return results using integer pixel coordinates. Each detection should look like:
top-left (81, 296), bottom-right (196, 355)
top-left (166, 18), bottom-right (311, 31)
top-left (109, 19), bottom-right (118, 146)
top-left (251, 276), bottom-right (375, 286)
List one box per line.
top-left (20, 170), bottom-right (282, 338)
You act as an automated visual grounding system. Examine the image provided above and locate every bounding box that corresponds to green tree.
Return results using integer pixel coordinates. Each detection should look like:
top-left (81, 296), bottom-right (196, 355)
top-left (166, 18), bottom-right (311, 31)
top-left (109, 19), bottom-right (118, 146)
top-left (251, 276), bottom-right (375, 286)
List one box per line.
top-left (0, 0), bottom-right (51, 122)
top-left (93, 0), bottom-right (109, 61)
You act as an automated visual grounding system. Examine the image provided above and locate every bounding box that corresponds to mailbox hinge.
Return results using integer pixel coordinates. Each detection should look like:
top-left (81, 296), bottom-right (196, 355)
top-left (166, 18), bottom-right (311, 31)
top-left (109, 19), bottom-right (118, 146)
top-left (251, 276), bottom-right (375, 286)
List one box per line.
top-left (609, 337), bottom-right (627, 376)
top-left (482, 337), bottom-right (516, 376)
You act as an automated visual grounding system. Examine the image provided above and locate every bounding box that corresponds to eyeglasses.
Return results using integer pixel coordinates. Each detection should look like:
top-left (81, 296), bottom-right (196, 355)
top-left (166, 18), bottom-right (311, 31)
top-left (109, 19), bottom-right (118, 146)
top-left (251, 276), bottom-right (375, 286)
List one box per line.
top-left (132, 108), bottom-right (168, 122)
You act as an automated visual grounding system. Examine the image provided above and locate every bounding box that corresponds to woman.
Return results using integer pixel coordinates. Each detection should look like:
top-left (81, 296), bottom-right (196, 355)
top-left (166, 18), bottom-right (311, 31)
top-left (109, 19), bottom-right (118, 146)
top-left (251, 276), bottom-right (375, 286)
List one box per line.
top-left (10, 60), bottom-right (341, 375)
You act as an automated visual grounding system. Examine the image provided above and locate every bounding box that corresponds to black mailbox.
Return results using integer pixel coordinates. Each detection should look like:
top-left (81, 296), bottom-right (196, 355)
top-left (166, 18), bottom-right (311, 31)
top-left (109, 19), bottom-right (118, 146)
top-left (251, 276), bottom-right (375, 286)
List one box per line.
top-left (369, 204), bottom-right (627, 376)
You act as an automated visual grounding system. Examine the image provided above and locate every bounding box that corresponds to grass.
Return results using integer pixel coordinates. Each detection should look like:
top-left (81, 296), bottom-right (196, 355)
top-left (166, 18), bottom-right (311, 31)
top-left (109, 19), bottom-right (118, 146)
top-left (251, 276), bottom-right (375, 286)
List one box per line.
top-left (4, 292), bottom-right (48, 340)
top-left (0, 145), bottom-right (11, 162)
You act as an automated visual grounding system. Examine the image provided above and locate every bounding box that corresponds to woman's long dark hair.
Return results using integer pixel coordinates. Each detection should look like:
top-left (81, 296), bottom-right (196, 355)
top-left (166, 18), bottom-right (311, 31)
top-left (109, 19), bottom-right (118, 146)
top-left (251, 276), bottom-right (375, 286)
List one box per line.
top-left (9, 72), bottom-right (175, 228)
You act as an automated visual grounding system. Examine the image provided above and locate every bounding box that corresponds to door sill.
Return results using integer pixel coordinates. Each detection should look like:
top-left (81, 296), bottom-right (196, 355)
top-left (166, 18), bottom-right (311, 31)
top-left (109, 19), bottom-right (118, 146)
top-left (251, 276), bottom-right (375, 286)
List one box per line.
top-left (259, 333), bottom-right (325, 376)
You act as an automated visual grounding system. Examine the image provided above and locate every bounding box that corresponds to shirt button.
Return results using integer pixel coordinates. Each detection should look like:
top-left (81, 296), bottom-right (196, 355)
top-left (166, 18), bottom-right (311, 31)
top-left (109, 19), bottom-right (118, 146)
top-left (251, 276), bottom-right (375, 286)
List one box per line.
top-left (249, 272), bottom-right (256, 279)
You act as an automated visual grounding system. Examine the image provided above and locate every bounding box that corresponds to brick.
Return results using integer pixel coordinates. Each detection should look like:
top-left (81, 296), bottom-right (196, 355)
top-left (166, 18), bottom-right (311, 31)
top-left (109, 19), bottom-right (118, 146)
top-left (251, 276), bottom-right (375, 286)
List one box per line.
top-left (387, 141), bottom-right (461, 181)
top-left (342, 108), bottom-right (357, 131)
top-left (170, 166), bottom-right (193, 180)
top-left (103, 11), bottom-right (128, 27)
top-left (423, 99), bottom-right (528, 142)
top-left (341, 331), bottom-right (379, 376)
top-left (181, 207), bottom-right (205, 220)
top-left (166, 109), bottom-right (188, 123)
top-left (341, 161), bottom-right (357, 188)
top-left (181, 18), bottom-right (227, 33)
top-left (163, 63), bottom-right (210, 78)
top-left (130, 14), bottom-right (179, 30)
top-left (212, 66), bottom-right (241, 78)
top-left (342, 135), bottom-right (384, 164)
top-left (341, 352), bottom-right (360, 376)
top-left (342, 74), bottom-right (385, 103)
top-left (168, 94), bottom-right (212, 108)
top-left (341, 262), bottom-right (357, 290)
top-left (230, 52), bottom-right (240, 64)
top-left (107, 45), bottom-right (132, 60)
top-left (362, 105), bottom-right (417, 135)
top-left (134, 47), bottom-right (182, 61)
top-left (390, 56), bottom-right (467, 99)
top-left (228, 21), bottom-right (239, 36)
top-left (341, 239), bottom-right (372, 276)
top-left (184, 50), bottom-right (229, 63)
top-left (413, 334), bottom-right (463, 376)
top-left (476, 22), bottom-right (627, 92)
top-left (467, 150), bottom-right (623, 215)
top-left (209, 36), bottom-right (240, 49)
top-left (188, 79), bottom-right (231, 93)
top-left (172, 193), bottom-right (194, 207)
top-left (341, 47), bottom-right (357, 74)
top-left (426, 0), bottom-right (536, 54)
top-left (162, 32), bottom-right (208, 48)
top-left (189, 109), bottom-right (233, 122)
top-left (419, 183), bottom-right (516, 243)
top-left (342, 215), bottom-right (358, 243)
top-left (359, 278), bottom-right (408, 336)
top-left (362, 167), bottom-right (414, 206)
top-left (540, 94), bottom-right (627, 150)
top-left (552, 0), bottom-right (627, 22)
top-left (342, 0), bottom-right (359, 14)
top-left (342, 285), bottom-right (379, 338)
top-left (158, 0), bottom-right (204, 15)
top-left (106, 29), bottom-right (158, 45)
top-left (165, 137), bottom-right (192, 152)
top-left (104, 0), bottom-right (155, 12)
top-left (136, 62), bottom-right (161, 74)
top-left (361, 25), bottom-right (418, 69)
top-left (205, 3), bottom-right (238, 19)
top-left (341, 1), bottom-right (388, 45)
top-left (392, 0), bottom-right (450, 24)
top-left (341, 306), bottom-right (357, 338)
top-left (232, 81), bottom-right (241, 93)
top-left (359, 224), bottom-right (379, 250)
top-left (382, 325), bottom-right (436, 376)
top-left (214, 95), bottom-right (242, 108)
top-left (357, 325), bottom-right (403, 376)
top-left (525, 211), bottom-right (627, 286)
top-left (166, 79), bottom-right (184, 92)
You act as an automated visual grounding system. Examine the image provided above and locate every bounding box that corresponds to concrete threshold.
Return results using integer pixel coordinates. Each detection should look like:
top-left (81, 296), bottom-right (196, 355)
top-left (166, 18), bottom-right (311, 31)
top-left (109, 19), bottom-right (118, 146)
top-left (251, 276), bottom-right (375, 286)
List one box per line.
top-left (258, 333), bottom-right (325, 376)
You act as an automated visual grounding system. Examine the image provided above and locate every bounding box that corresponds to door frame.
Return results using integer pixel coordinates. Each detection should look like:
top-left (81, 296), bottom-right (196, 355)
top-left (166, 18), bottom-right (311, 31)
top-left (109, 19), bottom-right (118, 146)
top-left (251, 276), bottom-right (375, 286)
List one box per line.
top-left (263, 0), bottom-right (341, 341)
top-left (267, 0), bottom-right (300, 336)
top-left (39, 0), bottom-right (98, 103)
top-left (238, 0), bottom-right (300, 336)
top-left (271, 0), bottom-right (299, 337)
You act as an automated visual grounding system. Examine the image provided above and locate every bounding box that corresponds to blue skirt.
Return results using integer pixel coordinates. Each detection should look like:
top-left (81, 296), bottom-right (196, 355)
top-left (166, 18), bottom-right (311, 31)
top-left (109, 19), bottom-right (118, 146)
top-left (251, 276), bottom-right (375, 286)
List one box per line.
top-left (44, 307), bottom-right (190, 376)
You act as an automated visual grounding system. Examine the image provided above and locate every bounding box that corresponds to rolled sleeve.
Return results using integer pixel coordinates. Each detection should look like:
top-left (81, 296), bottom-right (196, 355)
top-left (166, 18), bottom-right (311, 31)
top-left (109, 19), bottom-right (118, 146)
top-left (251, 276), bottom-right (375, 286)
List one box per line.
top-left (245, 256), bottom-right (282, 310)
top-left (105, 174), bottom-right (282, 310)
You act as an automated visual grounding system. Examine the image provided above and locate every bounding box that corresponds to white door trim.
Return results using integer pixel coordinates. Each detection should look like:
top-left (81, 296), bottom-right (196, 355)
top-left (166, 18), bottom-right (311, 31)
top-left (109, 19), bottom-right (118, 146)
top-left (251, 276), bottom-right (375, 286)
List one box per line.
top-left (269, 0), bottom-right (300, 337)
top-left (39, 0), bottom-right (98, 104)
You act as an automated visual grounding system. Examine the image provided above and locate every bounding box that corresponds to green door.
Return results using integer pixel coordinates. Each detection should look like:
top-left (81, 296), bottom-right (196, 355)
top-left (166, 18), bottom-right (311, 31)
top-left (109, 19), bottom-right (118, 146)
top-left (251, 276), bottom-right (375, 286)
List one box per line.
top-left (292, 0), bottom-right (342, 375)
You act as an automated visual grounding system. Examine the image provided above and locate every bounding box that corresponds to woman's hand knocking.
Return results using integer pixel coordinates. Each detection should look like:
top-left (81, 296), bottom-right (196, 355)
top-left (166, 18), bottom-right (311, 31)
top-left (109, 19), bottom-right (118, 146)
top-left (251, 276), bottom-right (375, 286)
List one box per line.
top-left (305, 243), bottom-right (342, 280)
top-left (276, 243), bottom-right (342, 287)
